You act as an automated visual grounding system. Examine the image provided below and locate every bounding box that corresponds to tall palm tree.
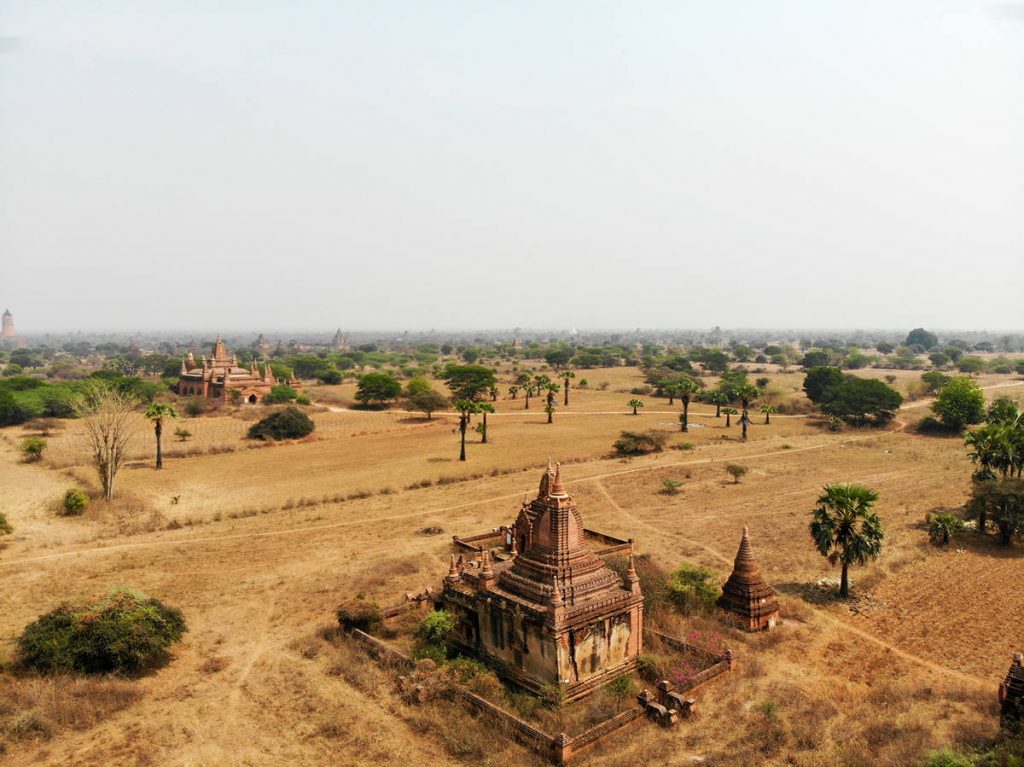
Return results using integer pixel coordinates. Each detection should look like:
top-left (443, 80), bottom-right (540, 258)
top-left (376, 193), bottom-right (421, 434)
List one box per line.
top-left (663, 381), bottom-right (682, 406)
top-left (144, 402), bottom-right (178, 470)
top-left (721, 407), bottom-right (737, 427)
top-left (544, 383), bottom-right (559, 423)
top-left (559, 371), bottom-right (575, 407)
top-left (734, 383), bottom-right (760, 410)
top-left (477, 402), bottom-right (495, 443)
top-left (453, 399), bottom-right (479, 461)
top-left (761, 404), bottom-right (778, 424)
top-left (965, 425), bottom-right (1000, 484)
top-left (707, 390), bottom-right (729, 418)
top-left (508, 385), bottom-right (519, 400)
top-left (810, 484), bottom-right (884, 598)
top-left (678, 377), bottom-right (701, 433)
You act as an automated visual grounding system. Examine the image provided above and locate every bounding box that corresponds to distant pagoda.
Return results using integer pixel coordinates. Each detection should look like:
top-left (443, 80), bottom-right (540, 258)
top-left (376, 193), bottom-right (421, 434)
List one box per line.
top-left (717, 527), bottom-right (780, 632)
top-left (1, 309), bottom-right (15, 339)
top-left (1000, 653), bottom-right (1024, 727)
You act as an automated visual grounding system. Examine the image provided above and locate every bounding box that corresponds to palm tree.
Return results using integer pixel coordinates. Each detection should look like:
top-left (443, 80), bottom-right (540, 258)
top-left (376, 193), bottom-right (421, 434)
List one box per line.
top-left (545, 383), bottom-right (559, 423)
top-left (453, 399), bottom-right (479, 461)
top-left (739, 408), bottom-right (752, 441)
top-left (524, 383), bottom-right (533, 409)
top-left (707, 390), bottom-right (729, 418)
top-left (508, 385), bottom-right (519, 400)
top-left (761, 404), bottom-right (778, 425)
top-left (559, 371), bottom-right (575, 406)
top-left (809, 484), bottom-right (884, 598)
top-left (734, 383), bottom-right (760, 411)
top-left (477, 402), bottom-right (495, 443)
top-left (721, 407), bottom-right (738, 427)
top-left (663, 381), bottom-right (682, 406)
top-left (628, 399), bottom-right (644, 416)
top-left (929, 513), bottom-right (964, 546)
top-left (489, 385), bottom-right (499, 402)
top-left (144, 402), bottom-right (178, 470)
top-left (965, 425), bottom-right (1000, 484)
top-left (678, 377), bottom-right (701, 433)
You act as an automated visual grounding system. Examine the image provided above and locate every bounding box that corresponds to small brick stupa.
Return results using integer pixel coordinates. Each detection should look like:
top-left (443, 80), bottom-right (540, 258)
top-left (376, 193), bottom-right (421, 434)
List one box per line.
top-left (999, 653), bottom-right (1024, 727)
top-left (717, 527), bottom-right (780, 632)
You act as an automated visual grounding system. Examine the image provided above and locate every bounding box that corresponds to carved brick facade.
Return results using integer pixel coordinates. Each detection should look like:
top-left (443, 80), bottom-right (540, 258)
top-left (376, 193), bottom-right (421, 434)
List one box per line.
top-left (442, 462), bottom-right (644, 701)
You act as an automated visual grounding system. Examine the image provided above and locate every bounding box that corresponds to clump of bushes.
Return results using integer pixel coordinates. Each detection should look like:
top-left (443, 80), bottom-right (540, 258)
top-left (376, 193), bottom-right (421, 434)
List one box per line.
top-left (17, 588), bottom-right (187, 674)
top-left (413, 609), bottom-right (455, 663)
top-left (725, 464), bottom-right (748, 483)
top-left (247, 406), bottom-right (315, 440)
top-left (21, 436), bottom-right (46, 462)
top-left (336, 596), bottom-right (382, 633)
top-left (613, 430), bottom-right (668, 456)
top-left (665, 563), bottom-right (719, 614)
top-left (61, 488), bottom-right (90, 516)
top-left (0, 511), bottom-right (12, 536)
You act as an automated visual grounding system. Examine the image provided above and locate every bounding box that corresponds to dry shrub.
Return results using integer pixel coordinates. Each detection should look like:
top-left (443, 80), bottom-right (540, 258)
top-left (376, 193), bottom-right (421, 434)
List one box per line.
top-left (0, 674), bottom-right (141, 745)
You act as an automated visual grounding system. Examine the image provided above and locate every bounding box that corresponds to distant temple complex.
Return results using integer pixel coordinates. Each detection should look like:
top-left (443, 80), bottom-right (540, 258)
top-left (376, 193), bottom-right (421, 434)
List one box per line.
top-left (717, 527), bottom-right (780, 632)
top-left (176, 336), bottom-right (297, 403)
top-left (332, 328), bottom-right (351, 351)
top-left (442, 461), bottom-right (644, 701)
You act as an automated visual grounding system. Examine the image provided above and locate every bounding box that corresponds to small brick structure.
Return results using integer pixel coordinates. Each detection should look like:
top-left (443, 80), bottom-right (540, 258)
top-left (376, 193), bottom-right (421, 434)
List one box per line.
top-left (1000, 652), bottom-right (1024, 728)
top-left (717, 526), bottom-right (780, 632)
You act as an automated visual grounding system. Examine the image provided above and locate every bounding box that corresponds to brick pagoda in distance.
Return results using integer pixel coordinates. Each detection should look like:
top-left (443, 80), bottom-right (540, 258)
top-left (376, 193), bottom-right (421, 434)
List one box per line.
top-left (442, 461), bottom-right (644, 701)
top-left (176, 336), bottom-right (297, 404)
top-left (717, 527), bottom-right (780, 632)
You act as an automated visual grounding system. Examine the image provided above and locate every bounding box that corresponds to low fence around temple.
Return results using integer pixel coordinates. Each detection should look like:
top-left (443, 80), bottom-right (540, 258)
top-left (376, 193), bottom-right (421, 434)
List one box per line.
top-left (582, 529), bottom-right (634, 557)
top-left (645, 629), bottom-right (734, 695)
top-left (344, 628), bottom-right (648, 764)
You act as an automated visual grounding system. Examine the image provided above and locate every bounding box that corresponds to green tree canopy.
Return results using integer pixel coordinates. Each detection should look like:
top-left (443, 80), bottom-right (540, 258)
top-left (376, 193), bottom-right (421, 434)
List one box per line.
top-left (905, 328), bottom-right (939, 349)
top-left (931, 377), bottom-right (985, 430)
top-left (355, 372), bottom-right (402, 406)
top-left (821, 377), bottom-right (902, 426)
top-left (442, 364), bottom-right (497, 401)
top-left (803, 367), bottom-right (845, 403)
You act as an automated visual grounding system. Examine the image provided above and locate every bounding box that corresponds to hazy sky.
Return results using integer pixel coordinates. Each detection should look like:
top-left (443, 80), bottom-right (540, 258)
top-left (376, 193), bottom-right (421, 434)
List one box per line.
top-left (1, 2), bottom-right (1022, 333)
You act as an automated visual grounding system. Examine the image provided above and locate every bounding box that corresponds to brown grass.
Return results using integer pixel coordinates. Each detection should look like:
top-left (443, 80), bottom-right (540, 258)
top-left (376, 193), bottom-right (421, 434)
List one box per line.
top-left (0, 368), bottom-right (1020, 765)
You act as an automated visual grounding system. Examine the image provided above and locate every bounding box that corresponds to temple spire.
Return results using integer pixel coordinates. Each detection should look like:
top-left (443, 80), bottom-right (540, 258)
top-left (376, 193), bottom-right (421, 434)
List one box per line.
top-left (551, 463), bottom-right (566, 496)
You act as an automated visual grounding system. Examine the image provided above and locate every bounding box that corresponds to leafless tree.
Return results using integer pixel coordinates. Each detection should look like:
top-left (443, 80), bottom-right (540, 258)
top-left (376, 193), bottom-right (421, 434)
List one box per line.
top-left (73, 381), bottom-right (139, 500)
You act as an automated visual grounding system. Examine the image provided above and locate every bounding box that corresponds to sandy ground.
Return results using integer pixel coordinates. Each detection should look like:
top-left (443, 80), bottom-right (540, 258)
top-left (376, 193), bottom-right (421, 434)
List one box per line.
top-left (1, 367), bottom-right (1022, 766)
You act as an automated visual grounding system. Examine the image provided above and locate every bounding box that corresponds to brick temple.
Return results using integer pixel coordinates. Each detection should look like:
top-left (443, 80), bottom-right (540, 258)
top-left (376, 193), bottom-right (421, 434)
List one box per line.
top-left (717, 527), bottom-right (780, 632)
top-left (176, 336), bottom-right (297, 403)
top-left (1000, 653), bottom-right (1024, 727)
top-left (442, 461), bottom-right (644, 701)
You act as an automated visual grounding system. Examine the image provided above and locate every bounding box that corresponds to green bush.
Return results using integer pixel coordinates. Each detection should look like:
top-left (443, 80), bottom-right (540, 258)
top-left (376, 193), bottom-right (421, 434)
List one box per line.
top-left (605, 674), bottom-right (637, 699)
top-left (417, 609), bottom-right (455, 646)
top-left (295, 394), bottom-right (311, 406)
top-left (665, 563), bottom-right (719, 615)
top-left (264, 385), bottom-right (298, 404)
top-left (247, 406), bottom-right (315, 440)
top-left (61, 488), bottom-right (90, 517)
top-left (932, 377), bottom-right (986, 430)
top-left (335, 597), bottom-right (382, 633)
top-left (21, 436), bottom-right (46, 461)
top-left (0, 511), bottom-right (12, 536)
top-left (613, 430), bottom-right (668, 456)
top-left (920, 750), bottom-right (975, 767)
top-left (17, 588), bottom-right (187, 674)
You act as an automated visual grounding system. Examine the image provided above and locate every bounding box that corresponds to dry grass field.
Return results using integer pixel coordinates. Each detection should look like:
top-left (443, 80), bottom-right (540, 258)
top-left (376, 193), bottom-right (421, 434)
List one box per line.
top-left (1, 366), bottom-right (1023, 766)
